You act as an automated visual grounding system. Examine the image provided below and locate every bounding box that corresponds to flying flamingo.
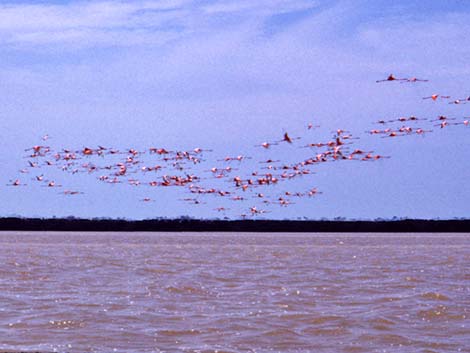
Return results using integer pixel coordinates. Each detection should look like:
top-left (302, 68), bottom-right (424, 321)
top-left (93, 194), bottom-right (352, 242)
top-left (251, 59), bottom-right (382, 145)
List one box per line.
top-left (430, 115), bottom-right (455, 123)
top-left (249, 206), bottom-right (262, 215)
top-left (455, 119), bottom-right (469, 127)
top-left (376, 74), bottom-right (407, 83)
top-left (376, 74), bottom-right (427, 83)
top-left (279, 132), bottom-right (300, 144)
top-left (458, 96), bottom-right (470, 102)
top-left (435, 121), bottom-right (452, 129)
top-left (367, 129), bottom-right (383, 135)
top-left (422, 94), bottom-right (451, 101)
top-left (61, 190), bottom-right (84, 195)
top-left (255, 142), bottom-right (278, 149)
top-left (382, 131), bottom-right (404, 138)
top-left (82, 147), bottom-right (94, 155)
top-left (402, 77), bottom-right (428, 83)
top-left (214, 207), bottom-right (229, 212)
top-left (375, 120), bottom-right (388, 125)
top-left (407, 116), bottom-right (427, 122)
top-left (8, 179), bottom-right (25, 186)
top-left (307, 188), bottom-right (322, 197)
top-left (415, 128), bottom-right (433, 135)
top-left (449, 99), bottom-right (467, 105)
top-left (278, 198), bottom-right (294, 206)
top-left (231, 196), bottom-right (245, 201)
top-left (307, 123), bottom-right (320, 130)
top-left (193, 147), bottom-right (212, 154)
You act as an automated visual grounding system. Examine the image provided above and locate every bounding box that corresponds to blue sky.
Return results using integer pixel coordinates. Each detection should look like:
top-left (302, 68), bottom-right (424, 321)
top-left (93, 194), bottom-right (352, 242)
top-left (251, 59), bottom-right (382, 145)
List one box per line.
top-left (1, 0), bottom-right (469, 220)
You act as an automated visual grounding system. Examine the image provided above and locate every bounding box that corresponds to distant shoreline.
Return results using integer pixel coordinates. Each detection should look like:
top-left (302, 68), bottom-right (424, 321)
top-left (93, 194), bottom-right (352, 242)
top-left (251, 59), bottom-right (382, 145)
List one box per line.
top-left (0, 218), bottom-right (469, 232)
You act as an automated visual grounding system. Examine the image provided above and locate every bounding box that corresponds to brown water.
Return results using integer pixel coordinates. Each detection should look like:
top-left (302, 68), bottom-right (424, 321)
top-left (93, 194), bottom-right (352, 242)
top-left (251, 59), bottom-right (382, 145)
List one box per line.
top-left (0, 232), bottom-right (468, 353)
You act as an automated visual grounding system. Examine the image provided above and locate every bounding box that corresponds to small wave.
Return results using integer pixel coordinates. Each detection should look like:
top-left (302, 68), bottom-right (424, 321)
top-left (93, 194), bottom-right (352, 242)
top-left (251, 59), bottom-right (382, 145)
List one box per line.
top-left (420, 292), bottom-right (450, 301)
top-left (156, 329), bottom-right (202, 336)
top-left (358, 333), bottom-right (415, 346)
top-left (416, 304), bottom-right (466, 321)
top-left (263, 328), bottom-right (301, 337)
top-left (368, 317), bottom-right (396, 327)
top-left (307, 315), bottom-right (345, 325)
top-left (302, 326), bottom-right (350, 336)
top-left (165, 285), bottom-right (209, 295)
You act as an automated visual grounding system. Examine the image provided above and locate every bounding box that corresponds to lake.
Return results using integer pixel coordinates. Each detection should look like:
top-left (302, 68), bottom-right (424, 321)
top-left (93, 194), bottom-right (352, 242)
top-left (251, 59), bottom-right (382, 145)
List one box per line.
top-left (0, 232), bottom-right (468, 352)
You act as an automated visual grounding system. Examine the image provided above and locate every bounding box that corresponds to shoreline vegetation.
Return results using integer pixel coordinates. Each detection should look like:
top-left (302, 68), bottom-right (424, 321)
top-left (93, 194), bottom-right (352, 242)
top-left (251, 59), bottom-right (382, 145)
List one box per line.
top-left (0, 217), bottom-right (469, 232)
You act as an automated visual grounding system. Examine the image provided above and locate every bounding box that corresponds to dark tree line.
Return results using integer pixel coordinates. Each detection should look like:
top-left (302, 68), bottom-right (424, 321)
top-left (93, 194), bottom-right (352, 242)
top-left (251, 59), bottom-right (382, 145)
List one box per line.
top-left (0, 217), bottom-right (469, 232)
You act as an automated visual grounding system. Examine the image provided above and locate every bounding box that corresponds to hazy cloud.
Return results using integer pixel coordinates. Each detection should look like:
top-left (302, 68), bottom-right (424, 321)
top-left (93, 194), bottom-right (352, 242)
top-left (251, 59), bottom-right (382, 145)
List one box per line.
top-left (0, 0), bottom-right (318, 48)
top-left (0, 1), bottom-right (189, 47)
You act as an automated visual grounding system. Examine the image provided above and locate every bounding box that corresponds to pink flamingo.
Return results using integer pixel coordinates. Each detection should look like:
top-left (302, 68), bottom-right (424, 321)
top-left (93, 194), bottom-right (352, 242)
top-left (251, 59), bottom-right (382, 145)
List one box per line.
top-left (423, 94), bottom-right (450, 101)
top-left (376, 74), bottom-right (407, 83)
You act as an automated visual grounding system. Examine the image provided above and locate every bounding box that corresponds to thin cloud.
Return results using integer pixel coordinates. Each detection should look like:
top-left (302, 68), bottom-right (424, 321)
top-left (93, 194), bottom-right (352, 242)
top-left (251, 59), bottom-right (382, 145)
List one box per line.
top-left (0, 0), bottom-right (190, 47)
top-left (0, 0), bottom-right (319, 48)
top-left (201, 0), bottom-right (316, 15)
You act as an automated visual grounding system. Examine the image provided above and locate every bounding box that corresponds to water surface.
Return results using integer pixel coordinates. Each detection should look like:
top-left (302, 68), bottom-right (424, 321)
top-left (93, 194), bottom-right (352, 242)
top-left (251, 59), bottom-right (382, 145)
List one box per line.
top-left (0, 232), bottom-right (468, 352)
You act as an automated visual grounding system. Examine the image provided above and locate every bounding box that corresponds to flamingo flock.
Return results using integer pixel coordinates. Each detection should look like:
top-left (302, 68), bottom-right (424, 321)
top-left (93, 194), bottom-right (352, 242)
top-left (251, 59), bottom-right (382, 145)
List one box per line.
top-left (8, 74), bottom-right (469, 218)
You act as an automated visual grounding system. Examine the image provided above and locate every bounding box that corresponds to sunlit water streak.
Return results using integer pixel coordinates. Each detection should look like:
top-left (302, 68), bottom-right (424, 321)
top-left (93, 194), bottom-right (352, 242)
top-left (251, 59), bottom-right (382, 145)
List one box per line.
top-left (0, 232), bottom-right (468, 353)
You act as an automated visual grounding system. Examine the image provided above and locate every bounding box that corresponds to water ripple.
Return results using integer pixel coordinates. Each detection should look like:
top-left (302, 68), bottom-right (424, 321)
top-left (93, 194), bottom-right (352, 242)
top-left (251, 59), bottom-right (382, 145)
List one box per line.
top-left (0, 231), bottom-right (468, 353)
